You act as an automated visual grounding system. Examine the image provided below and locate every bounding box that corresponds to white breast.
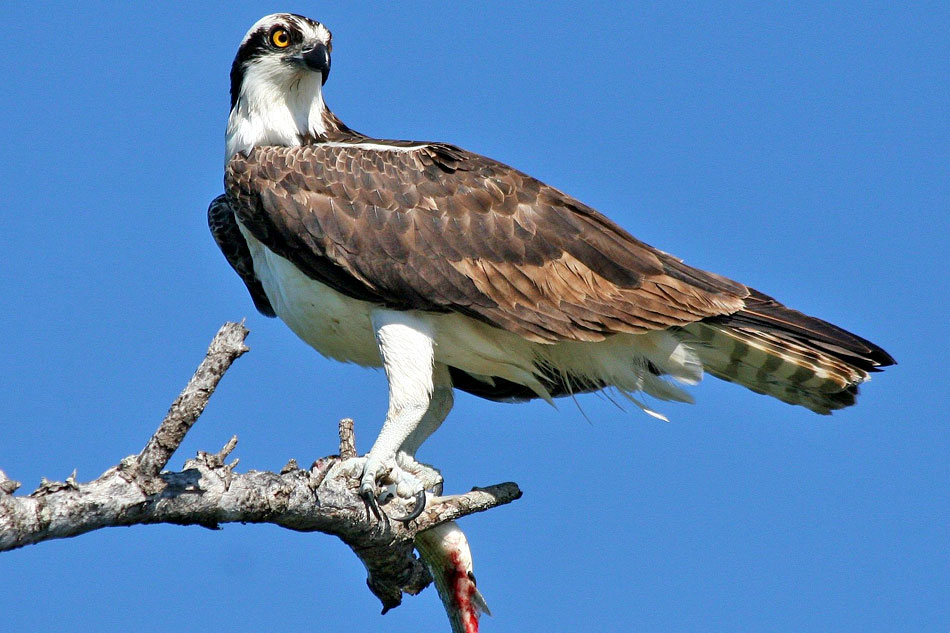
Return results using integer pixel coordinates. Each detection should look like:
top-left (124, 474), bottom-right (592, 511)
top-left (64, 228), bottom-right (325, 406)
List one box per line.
top-left (238, 223), bottom-right (383, 366)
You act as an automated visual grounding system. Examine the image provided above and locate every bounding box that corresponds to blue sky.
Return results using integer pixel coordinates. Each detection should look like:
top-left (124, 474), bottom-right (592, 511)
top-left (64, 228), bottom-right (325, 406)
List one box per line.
top-left (0, 3), bottom-right (946, 631)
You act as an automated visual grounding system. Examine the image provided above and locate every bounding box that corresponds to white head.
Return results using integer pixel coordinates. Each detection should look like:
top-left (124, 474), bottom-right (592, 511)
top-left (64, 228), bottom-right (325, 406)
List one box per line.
top-left (225, 13), bottom-right (333, 161)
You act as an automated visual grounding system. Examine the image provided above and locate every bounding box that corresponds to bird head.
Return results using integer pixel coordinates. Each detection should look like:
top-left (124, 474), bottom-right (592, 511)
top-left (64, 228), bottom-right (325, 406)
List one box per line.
top-left (229, 13), bottom-right (332, 111)
top-left (226, 14), bottom-right (335, 161)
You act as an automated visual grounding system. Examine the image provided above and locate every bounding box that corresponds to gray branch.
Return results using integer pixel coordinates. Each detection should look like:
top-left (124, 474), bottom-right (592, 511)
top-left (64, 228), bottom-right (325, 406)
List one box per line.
top-left (0, 322), bottom-right (522, 614)
top-left (136, 321), bottom-right (250, 477)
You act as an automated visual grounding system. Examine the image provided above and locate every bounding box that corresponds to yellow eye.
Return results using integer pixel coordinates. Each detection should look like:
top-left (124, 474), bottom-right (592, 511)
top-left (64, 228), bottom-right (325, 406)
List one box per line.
top-left (271, 29), bottom-right (290, 48)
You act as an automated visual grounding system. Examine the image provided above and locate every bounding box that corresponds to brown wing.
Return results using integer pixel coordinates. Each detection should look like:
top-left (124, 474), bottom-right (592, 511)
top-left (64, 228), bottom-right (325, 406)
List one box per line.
top-left (207, 193), bottom-right (276, 317)
top-left (225, 143), bottom-right (749, 343)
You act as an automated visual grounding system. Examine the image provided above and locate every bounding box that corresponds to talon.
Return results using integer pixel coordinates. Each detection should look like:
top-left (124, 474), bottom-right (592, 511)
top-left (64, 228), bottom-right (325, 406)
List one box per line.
top-left (359, 482), bottom-right (375, 501)
top-left (359, 480), bottom-right (385, 521)
top-left (362, 493), bottom-right (383, 521)
top-left (391, 489), bottom-right (427, 523)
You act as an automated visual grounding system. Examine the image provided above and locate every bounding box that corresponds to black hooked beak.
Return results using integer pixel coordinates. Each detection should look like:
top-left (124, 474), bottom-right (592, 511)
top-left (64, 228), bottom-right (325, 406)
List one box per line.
top-left (299, 43), bottom-right (331, 85)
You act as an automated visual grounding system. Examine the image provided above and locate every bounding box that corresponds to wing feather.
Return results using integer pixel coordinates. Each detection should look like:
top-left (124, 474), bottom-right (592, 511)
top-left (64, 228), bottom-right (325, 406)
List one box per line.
top-left (206, 194), bottom-right (276, 318)
top-left (225, 143), bottom-right (749, 342)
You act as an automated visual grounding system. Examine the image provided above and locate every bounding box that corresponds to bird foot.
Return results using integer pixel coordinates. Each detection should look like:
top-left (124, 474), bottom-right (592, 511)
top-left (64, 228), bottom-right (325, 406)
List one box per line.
top-left (332, 455), bottom-right (428, 523)
top-left (397, 453), bottom-right (444, 495)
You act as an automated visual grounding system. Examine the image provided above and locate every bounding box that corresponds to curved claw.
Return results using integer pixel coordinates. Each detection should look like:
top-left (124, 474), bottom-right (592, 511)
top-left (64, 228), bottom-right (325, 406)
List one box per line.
top-left (391, 489), bottom-right (427, 523)
top-left (362, 492), bottom-right (384, 522)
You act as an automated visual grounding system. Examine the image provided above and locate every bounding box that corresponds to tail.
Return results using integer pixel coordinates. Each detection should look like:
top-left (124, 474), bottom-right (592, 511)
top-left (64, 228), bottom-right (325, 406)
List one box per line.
top-left (681, 289), bottom-right (895, 414)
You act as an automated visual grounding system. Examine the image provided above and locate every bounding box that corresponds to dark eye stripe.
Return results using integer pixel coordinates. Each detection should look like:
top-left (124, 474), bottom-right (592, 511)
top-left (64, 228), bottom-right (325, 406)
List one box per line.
top-left (230, 28), bottom-right (270, 109)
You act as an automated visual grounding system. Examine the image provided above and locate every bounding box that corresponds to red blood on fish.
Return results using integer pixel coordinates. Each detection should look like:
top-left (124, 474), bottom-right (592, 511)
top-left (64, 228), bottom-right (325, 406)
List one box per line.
top-left (446, 550), bottom-right (479, 633)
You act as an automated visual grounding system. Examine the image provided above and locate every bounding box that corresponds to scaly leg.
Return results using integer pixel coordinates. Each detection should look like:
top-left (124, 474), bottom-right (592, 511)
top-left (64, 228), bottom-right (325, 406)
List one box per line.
top-left (358, 309), bottom-right (437, 517)
top-left (397, 363), bottom-right (453, 495)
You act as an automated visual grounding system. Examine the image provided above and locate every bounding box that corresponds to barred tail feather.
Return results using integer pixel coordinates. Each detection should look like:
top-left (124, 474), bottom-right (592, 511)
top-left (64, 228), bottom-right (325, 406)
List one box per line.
top-left (681, 289), bottom-right (895, 414)
top-left (683, 322), bottom-right (860, 413)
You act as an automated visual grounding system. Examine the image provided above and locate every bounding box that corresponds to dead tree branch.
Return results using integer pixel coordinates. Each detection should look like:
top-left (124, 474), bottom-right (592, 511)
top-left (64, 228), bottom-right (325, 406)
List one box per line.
top-left (0, 322), bottom-right (522, 615)
top-left (136, 321), bottom-right (250, 477)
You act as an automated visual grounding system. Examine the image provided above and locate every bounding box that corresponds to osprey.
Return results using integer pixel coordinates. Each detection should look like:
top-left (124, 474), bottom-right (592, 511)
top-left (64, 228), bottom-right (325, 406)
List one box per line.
top-left (209, 14), bottom-right (894, 519)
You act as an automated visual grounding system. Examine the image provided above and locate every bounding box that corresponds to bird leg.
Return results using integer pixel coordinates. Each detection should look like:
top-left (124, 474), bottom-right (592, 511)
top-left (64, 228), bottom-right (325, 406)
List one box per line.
top-left (397, 365), bottom-right (453, 495)
top-left (357, 310), bottom-right (439, 521)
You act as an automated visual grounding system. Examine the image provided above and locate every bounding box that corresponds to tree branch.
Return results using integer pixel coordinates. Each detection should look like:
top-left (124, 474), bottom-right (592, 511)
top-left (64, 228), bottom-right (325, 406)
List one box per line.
top-left (0, 322), bottom-right (521, 618)
top-left (136, 321), bottom-right (250, 477)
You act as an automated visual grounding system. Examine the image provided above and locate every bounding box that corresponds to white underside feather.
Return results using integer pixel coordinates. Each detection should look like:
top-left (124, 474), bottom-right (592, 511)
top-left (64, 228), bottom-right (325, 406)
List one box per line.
top-left (241, 226), bottom-right (705, 417)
